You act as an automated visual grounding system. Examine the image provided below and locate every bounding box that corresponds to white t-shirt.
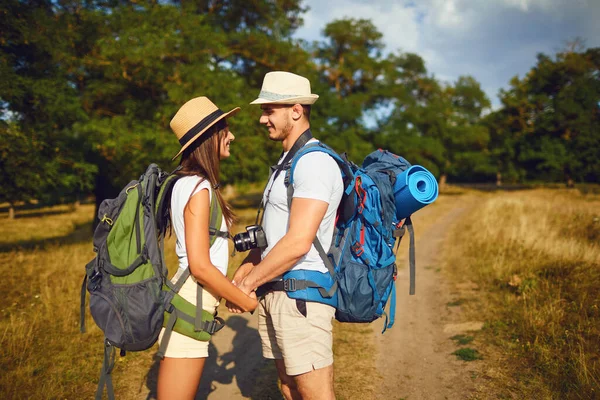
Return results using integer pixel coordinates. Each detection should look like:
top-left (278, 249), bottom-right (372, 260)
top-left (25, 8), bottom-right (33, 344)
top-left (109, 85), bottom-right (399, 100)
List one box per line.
top-left (261, 139), bottom-right (344, 276)
top-left (171, 176), bottom-right (229, 276)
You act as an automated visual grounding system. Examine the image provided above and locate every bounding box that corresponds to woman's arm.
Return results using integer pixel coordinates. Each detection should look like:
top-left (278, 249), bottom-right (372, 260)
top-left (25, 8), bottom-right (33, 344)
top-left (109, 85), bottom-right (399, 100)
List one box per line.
top-left (184, 188), bottom-right (257, 312)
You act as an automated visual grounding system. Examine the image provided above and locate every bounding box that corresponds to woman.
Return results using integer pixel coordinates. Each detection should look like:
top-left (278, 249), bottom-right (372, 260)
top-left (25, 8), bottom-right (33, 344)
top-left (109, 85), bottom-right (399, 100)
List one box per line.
top-left (157, 97), bottom-right (257, 399)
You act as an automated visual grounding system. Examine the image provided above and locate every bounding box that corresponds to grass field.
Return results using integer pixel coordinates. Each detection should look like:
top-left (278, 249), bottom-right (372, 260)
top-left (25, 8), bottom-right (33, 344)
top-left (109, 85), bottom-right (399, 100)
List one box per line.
top-left (0, 187), bottom-right (385, 400)
top-left (2, 186), bottom-right (597, 399)
top-left (444, 188), bottom-right (600, 399)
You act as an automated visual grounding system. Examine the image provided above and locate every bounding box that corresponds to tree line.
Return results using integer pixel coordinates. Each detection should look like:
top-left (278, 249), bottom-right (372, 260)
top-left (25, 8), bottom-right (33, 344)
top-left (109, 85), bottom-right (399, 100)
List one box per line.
top-left (1, 0), bottom-right (599, 217)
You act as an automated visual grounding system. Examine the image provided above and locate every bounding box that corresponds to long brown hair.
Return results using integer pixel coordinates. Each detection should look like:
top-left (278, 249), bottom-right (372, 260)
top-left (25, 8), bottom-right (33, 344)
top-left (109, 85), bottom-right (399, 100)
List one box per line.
top-left (177, 119), bottom-right (236, 229)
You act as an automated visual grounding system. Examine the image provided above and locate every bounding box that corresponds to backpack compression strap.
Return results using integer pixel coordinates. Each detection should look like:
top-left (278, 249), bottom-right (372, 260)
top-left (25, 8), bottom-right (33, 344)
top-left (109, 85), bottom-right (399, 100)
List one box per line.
top-left (394, 216), bottom-right (416, 295)
top-left (95, 338), bottom-right (116, 400)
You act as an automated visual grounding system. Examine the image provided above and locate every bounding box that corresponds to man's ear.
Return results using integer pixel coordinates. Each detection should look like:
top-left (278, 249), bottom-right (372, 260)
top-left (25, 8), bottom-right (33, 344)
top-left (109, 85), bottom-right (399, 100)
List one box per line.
top-left (290, 104), bottom-right (304, 121)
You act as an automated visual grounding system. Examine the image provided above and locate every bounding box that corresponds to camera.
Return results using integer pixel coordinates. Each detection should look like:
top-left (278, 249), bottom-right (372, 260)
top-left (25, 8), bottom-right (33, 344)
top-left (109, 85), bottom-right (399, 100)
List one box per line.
top-left (233, 225), bottom-right (268, 252)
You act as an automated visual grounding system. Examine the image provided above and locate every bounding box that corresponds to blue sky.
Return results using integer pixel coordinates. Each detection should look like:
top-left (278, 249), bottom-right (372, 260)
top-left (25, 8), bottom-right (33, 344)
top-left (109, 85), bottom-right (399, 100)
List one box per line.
top-left (293, 0), bottom-right (600, 109)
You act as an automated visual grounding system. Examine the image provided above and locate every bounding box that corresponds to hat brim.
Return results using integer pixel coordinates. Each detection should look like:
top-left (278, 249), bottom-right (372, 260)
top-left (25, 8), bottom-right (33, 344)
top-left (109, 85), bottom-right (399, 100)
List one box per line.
top-left (249, 94), bottom-right (319, 105)
top-left (172, 107), bottom-right (240, 160)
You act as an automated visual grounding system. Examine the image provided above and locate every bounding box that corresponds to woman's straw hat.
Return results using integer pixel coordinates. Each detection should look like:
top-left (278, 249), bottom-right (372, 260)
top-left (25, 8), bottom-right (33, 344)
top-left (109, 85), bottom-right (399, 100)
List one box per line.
top-left (250, 71), bottom-right (319, 105)
top-left (170, 97), bottom-right (240, 160)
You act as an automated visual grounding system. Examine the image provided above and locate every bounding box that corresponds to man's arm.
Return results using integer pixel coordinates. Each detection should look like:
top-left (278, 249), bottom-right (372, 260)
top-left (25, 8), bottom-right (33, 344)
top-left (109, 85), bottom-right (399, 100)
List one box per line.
top-left (232, 248), bottom-right (261, 284)
top-left (237, 197), bottom-right (328, 294)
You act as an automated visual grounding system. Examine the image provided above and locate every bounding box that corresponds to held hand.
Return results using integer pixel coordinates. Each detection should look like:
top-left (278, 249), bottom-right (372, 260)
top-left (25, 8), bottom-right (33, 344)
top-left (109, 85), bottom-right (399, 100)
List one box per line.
top-left (232, 263), bottom-right (253, 285)
top-left (226, 300), bottom-right (244, 314)
top-left (237, 277), bottom-right (255, 296)
top-left (226, 291), bottom-right (257, 314)
top-left (247, 291), bottom-right (258, 312)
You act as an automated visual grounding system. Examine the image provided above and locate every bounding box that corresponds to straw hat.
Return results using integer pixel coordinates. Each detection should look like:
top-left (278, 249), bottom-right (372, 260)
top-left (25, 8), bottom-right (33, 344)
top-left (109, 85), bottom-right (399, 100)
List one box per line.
top-left (250, 71), bottom-right (319, 105)
top-left (170, 97), bottom-right (240, 160)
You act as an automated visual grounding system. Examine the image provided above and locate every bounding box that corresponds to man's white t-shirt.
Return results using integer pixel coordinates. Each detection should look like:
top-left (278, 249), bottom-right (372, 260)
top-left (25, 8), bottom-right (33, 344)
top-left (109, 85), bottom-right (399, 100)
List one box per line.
top-left (261, 139), bottom-right (344, 276)
top-left (170, 176), bottom-right (229, 276)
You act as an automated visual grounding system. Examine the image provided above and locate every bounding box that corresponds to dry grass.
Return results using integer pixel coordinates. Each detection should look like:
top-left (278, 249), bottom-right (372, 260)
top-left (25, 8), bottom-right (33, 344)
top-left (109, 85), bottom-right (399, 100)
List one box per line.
top-left (0, 204), bottom-right (111, 399)
top-left (0, 186), bottom-right (381, 399)
top-left (444, 189), bottom-right (600, 399)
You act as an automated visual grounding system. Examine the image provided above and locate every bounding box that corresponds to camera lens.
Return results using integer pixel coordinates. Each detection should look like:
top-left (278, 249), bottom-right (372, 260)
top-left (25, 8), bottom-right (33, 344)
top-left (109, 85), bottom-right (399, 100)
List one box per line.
top-left (233, 232), bottom-right (252, 252)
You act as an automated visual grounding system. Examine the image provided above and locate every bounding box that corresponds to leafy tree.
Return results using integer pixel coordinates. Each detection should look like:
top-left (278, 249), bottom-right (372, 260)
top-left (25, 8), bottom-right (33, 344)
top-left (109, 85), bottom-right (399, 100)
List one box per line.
top-left (376, 51), bottom-right (492, 186)
top-left (1, 0), bottom-right (311, 218)
top-left (310, 18), bottom-right (386, 160)
top-left (488, 45), bottom-right (600, 184)
top-left (0, 0), bottom-right (98, 214)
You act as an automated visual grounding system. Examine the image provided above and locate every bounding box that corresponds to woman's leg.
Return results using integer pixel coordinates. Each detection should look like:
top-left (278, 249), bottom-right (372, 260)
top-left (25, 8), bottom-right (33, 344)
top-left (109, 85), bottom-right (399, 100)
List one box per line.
top-left (157, 357), bottom-right (206, 400)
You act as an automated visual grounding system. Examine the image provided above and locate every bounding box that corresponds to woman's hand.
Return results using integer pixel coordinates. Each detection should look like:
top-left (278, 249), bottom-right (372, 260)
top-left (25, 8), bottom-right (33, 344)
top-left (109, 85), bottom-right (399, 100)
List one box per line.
top-left (227, 280), bottom-right (258, 313)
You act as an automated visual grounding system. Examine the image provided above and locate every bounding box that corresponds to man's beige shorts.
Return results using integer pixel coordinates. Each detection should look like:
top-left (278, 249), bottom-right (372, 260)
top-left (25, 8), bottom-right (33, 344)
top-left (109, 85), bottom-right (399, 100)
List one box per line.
top-left (258, 291), bottom-right (335, 376)
top-left (157, 270), bottom-right (220, 358)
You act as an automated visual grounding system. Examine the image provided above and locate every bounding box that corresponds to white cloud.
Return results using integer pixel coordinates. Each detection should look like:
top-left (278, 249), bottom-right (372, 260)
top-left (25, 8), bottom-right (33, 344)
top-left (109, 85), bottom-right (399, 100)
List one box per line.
top-left (297, 0), bottom-right (421, 52)
top-left (295, 0), bottom-right (600, 107)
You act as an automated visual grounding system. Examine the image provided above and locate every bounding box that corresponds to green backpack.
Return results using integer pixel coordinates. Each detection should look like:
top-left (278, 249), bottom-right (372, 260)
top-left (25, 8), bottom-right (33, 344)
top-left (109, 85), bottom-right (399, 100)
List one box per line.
top-left (80, 164), bottom-right (226, 400)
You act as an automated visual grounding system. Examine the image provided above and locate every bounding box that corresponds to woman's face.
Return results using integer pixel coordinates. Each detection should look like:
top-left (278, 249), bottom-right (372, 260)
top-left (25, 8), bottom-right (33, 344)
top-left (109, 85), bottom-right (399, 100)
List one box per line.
top-left (219, 124), bottom-right (235, 159)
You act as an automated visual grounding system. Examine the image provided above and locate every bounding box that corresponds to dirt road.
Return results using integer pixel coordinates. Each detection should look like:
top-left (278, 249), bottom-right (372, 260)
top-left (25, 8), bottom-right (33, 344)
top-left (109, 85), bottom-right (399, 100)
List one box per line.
top-left (141, 199), bottom-right (484, 399)
top-left (374, 202), bottom-right (484, 400)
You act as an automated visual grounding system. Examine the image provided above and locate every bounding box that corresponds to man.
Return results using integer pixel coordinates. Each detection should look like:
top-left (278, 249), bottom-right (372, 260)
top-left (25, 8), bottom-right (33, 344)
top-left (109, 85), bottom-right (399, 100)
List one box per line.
top-left (231, 71), bottom-right (343, 400)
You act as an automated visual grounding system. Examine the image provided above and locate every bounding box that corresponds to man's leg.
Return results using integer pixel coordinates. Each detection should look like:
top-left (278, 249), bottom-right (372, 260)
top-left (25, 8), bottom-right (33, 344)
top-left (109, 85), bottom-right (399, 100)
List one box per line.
top-left (275, 359), bottom-right (301, 400)
top-left (294, 364), bottom-right (335, 400)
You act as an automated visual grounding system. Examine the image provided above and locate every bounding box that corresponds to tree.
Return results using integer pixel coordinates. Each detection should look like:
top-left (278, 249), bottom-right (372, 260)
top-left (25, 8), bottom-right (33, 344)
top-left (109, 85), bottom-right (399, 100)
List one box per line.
top-left (488, 45), bottom-right (600, 184)
top-left (310, 18), bottom-right (387, 160)
top-left (0, 0), bottom-right (312, 218)
top-left (376, 52), bottom-right (492, 186)
top-left (0, 0), bottom-right (98, 212)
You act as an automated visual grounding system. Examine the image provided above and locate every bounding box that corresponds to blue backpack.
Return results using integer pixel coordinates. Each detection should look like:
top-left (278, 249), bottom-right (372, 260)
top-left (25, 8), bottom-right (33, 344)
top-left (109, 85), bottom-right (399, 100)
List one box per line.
top-left (283, 142), bottom-right (415, 332)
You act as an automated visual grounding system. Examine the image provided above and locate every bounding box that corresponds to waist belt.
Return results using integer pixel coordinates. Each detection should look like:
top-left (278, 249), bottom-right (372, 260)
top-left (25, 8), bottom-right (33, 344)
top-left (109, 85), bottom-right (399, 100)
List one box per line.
top-left (256, 279), bottom-right (300, 298)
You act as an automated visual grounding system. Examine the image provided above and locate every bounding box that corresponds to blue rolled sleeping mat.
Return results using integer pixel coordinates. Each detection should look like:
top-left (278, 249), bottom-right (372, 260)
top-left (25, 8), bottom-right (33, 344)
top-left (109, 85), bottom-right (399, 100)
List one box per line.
top-left (393, 165), bottom-right (439, 220)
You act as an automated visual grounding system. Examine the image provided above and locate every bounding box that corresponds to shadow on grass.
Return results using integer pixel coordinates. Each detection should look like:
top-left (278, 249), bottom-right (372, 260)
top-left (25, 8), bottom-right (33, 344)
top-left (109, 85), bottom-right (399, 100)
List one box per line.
top-left (144, 316), bottom-right (279, 400)
top-left (0, 221), bottom-right (93, 253)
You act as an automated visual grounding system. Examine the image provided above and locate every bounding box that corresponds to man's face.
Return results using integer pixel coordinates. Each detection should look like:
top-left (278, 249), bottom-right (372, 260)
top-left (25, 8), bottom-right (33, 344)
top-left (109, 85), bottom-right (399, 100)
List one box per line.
top-left (259, 104), bottom-right (293, 142)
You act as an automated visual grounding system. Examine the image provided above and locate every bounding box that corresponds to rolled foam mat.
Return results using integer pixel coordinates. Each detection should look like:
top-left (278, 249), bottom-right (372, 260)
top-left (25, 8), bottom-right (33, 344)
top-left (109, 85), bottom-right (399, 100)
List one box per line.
top-left (393, 165), bottom-right (439, 220)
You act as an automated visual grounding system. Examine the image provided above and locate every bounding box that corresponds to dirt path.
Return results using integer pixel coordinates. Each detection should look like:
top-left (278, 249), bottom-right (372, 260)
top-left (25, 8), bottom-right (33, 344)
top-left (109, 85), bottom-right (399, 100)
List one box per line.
top-left (373, 201), bottom-right (484, 400)
top-left (140, 199), bottom-right (483, 400)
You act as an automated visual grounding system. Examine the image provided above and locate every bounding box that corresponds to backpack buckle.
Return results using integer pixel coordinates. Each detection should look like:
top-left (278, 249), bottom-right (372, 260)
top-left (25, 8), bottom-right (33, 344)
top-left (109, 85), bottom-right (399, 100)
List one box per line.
top-left (207, 320), bottom-right (216, 334)
top-left (88, 268), bottom-right (102, 291)
top-left (283, 278), bottom-right (297, 292)
top-left (352, 242), bottom-right (364, 257)
top-left (101, 214), bottom-right (113, 226)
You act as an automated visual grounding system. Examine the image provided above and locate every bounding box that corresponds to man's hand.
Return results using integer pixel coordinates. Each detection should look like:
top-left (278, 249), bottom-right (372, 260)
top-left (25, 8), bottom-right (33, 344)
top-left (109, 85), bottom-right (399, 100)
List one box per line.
top-left (236, 276), bottom-right (255, 296)
top-left (232, 262), bottom-right (253, 285)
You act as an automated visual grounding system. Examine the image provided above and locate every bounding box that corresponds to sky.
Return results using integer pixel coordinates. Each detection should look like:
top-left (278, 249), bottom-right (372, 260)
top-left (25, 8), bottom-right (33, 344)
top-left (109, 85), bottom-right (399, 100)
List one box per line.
top-left (293, 0), bottom-right (600, 109)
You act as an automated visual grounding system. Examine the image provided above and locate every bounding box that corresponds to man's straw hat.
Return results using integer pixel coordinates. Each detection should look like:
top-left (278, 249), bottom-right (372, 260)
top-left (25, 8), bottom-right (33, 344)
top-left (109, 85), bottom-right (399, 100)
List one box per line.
top-left (170, 97), bottom-right (240, 160)
top-left (250, 71), bottom-right (319, 105)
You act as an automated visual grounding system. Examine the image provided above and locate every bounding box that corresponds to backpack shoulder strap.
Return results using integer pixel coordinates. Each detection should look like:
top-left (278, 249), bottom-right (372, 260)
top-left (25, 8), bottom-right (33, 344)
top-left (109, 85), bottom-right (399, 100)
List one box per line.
top-left (281, 142), bottom-right (351, 296)
top-left (208, 188), bottom-right (226, 246)
top-left (286, 142), bottom-right (351, 188)
top-left (155, 173), bottom-right (179, 237)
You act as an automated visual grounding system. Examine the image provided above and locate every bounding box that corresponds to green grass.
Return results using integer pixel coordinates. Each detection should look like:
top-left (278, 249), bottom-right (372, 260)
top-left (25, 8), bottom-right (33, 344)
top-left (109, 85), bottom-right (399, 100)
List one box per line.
top-left (447, 299), bottom-right (466, 307)
top-left (451, 335), bottom-right (474, 345)
top-left (452, 348), bottom-right (482, 361)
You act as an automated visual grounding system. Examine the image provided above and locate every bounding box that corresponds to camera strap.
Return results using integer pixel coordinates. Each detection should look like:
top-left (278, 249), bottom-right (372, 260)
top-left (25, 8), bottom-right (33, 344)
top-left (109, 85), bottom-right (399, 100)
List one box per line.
top-left (256, 129), bottom-right (313, 225)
